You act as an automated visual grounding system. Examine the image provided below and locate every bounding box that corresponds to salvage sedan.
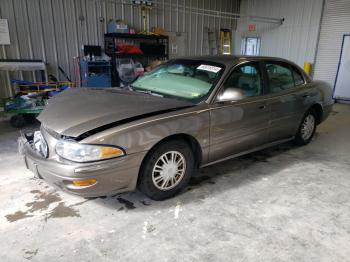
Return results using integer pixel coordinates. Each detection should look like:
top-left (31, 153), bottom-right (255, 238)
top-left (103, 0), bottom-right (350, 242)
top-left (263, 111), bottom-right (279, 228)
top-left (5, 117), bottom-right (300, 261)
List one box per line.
top-left (19, 56), bottom-right (334, 200)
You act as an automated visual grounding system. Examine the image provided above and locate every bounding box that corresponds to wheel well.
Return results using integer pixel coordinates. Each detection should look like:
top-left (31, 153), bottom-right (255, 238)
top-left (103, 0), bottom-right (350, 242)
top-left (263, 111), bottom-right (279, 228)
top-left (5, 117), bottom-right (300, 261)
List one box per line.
top-left (310, 104), bottom-right (323, 124)
top-left (137, 134), bottom-right (203, 185)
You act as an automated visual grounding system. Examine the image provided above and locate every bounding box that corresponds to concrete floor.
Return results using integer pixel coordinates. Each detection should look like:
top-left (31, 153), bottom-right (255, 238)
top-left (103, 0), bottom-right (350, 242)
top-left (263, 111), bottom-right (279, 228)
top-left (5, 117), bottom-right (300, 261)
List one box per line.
top-left (0, 104), bottom-right (349, 262)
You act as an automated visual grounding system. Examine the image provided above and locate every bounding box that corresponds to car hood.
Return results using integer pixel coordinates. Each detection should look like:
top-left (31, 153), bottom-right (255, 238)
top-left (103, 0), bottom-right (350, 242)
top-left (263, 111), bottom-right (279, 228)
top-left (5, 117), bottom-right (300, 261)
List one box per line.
top-left (37, 88), bottom-right (194, 137)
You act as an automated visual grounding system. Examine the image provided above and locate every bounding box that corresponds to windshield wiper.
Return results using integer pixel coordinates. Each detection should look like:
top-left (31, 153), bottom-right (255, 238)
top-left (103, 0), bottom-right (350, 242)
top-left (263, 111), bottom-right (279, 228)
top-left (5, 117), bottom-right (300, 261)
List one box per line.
top-left (134, 89), bottom-right (152, 95)
top-left (132, 88), bottom-right (163, 97)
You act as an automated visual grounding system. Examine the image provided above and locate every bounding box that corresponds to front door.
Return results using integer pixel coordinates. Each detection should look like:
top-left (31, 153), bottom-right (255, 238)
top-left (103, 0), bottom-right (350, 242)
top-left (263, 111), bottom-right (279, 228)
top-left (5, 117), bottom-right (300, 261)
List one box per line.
top-left (209, 62), bottom-right (269, 162)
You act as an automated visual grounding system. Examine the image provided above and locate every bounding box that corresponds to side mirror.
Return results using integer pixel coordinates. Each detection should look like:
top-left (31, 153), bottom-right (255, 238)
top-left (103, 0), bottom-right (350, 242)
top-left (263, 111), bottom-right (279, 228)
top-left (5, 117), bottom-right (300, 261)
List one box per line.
top-left (217, 88), bottom-right (245, 102)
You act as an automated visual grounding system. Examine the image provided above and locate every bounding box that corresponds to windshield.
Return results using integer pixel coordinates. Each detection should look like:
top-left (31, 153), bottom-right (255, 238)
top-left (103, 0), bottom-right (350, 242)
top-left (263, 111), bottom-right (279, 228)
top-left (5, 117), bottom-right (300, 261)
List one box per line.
top-left (131, 59), bottom-right (225, 103)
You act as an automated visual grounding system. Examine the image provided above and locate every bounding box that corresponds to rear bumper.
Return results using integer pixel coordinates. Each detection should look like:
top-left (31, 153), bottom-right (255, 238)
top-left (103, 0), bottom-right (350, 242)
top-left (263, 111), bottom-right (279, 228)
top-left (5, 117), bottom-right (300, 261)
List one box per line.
top-left (321, 104), bottom-right (333, 123)
top-left (18, 135), bottom-right (146, 197)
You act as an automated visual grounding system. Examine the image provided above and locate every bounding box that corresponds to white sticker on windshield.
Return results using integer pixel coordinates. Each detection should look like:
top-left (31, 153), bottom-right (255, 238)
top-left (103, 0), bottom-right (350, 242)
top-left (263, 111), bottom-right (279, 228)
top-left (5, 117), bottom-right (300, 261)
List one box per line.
top-left (197, 64), bottom-right (222, 73)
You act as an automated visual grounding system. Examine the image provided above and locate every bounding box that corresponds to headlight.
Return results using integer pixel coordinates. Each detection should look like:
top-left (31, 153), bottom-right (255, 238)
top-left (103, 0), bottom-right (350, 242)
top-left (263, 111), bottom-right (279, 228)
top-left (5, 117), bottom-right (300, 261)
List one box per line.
top-left (56, 140), bottom-right (125, 162)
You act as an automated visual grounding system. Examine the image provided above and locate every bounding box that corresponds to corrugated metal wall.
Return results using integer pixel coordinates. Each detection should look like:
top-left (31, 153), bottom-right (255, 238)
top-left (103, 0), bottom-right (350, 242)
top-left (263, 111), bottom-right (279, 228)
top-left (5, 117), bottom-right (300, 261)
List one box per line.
top-left (314, 0), bottom-right (350, 87)
top-left (0, 0), bottom-right (240, 98)
top-left (235, 0), bottom-right (324, 69)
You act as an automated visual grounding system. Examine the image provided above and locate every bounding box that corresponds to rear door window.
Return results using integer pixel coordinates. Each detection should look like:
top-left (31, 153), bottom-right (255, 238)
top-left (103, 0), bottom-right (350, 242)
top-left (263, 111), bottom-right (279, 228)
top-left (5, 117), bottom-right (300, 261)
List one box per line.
top-left (265, 62), bottom-right (294, 93)
top-left (292, 67), bottom-right (305, 86)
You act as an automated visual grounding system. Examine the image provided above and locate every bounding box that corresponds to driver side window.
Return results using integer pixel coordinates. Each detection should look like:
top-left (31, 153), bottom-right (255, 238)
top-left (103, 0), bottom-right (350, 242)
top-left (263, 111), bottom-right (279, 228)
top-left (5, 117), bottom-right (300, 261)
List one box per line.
top-left (223, 63), bottom-right (263, 97)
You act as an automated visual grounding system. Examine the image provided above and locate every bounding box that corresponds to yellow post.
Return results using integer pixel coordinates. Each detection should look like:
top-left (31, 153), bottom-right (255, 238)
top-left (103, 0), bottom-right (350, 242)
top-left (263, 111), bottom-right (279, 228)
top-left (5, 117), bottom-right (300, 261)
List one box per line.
top-left (219, 29), bottom-right (232, 55)
top-left (304, 62), bottom-right (312, 75)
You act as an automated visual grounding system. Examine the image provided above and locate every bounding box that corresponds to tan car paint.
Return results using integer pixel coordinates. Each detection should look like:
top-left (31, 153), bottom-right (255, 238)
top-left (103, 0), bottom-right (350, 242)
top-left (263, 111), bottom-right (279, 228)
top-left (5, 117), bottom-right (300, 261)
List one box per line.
top-left (19, 56), bottom-right (334, 197)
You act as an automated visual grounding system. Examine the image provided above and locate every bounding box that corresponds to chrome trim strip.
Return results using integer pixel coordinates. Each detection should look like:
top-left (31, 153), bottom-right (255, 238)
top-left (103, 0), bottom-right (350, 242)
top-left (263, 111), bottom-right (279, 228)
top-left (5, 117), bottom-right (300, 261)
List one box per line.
top-left (106, 85), bottom-right (309, 134)
top-left (74, 162), bottom-right (119, 173)
top-left (201, 137), bottom-right (294, 168)
top-left (105, 108), bottom-right (211, 135)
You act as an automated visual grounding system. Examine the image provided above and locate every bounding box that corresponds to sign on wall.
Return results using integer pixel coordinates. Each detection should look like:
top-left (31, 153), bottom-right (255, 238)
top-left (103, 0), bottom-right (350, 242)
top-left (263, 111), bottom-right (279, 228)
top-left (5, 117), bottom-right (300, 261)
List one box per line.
top-left (0, 19), bottom-right (10, 45)
top-left (248, 24), bottom-right (256, 32)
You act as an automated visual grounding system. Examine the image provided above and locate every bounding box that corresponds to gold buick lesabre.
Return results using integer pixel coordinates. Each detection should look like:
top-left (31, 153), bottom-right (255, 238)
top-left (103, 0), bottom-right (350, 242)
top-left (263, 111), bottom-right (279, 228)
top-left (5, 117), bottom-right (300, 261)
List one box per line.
top-left (19, 56), bottom-right (333, 200)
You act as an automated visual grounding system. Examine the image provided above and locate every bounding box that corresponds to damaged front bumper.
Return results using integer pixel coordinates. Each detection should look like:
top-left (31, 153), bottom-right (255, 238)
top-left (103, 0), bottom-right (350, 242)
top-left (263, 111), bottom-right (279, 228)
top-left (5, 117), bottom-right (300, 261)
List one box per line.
top-left (18, 131), bottom-right (146, 197)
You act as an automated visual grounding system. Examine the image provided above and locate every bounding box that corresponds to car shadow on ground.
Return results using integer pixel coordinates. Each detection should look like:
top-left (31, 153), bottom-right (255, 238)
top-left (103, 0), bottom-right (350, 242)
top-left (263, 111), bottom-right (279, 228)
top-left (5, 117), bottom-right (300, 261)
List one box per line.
top-left (1, 119), bottom-right (309, 214)
top-left (93, 141), bottom-right (304, 212)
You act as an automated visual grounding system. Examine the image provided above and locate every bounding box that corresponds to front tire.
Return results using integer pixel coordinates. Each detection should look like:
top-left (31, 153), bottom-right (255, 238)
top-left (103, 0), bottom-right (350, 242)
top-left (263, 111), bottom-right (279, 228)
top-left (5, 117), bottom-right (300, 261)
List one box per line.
top-left (294, 109), bottom-right (317, 145)
top-left (138, 140), bottom-right (195, 200)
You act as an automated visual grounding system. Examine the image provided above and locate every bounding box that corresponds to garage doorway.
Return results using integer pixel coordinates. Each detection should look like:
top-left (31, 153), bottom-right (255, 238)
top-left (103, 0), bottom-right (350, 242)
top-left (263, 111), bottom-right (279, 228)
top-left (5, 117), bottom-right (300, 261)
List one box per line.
top-left (241, 37), bottom-right (261, 56)
top-left (334, 34), bottom-right (350, 101)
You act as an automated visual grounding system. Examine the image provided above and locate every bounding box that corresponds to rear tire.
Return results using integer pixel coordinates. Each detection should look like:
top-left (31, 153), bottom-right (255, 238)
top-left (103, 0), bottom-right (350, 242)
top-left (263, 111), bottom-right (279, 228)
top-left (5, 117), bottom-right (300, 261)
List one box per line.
top-left (10, 114), bottom-right (28, 128)
top-left (294, 109), bottom-right (317, 146)
top-left (138, 140), bottom-right (195, 200)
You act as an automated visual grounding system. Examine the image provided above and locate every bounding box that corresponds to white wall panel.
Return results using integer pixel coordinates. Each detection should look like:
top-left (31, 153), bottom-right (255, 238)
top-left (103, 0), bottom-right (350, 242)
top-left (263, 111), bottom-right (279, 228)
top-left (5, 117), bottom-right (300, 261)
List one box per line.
top-left (314, 0), bottom-right (350, 88)
top-left (0, 0), bottom-right (239, 98)
top-left (235, 0), bottom-right (324, 69)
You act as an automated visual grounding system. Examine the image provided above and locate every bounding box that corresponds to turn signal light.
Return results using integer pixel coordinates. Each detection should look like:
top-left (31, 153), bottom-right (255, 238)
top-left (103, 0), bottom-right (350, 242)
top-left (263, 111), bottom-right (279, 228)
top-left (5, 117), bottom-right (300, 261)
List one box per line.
top-left (72, 179), bottom-right (97, 187)
top-left (100, 147), bottom-right (124, 158)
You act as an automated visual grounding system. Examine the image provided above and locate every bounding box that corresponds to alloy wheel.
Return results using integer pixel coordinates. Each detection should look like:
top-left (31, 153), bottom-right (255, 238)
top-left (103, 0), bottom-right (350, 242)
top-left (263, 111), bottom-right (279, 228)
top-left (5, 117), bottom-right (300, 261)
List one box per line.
top-left (301, 114), bottom-right (315, 141)
top-left (151, 151), bottom-right (187, 191)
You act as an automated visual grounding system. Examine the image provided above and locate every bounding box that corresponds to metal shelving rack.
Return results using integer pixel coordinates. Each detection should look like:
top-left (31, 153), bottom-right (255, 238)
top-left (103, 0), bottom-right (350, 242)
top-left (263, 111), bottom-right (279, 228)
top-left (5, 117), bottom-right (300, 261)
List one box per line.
top-left (104, 33), bottom-right (169, 86)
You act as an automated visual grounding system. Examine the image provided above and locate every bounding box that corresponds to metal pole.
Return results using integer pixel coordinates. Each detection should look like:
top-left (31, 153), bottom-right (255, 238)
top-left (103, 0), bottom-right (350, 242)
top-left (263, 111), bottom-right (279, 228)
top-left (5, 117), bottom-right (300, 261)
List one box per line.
top-left (103, 0), bottom-right (283, 24)
top-left (1, 46), bottom-right (12, 97)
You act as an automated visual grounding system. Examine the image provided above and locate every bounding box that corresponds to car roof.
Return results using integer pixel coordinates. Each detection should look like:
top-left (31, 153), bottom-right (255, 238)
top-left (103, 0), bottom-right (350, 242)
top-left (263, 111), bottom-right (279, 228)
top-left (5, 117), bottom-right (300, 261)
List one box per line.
top-left (177, 55), bottom-right (299, 68)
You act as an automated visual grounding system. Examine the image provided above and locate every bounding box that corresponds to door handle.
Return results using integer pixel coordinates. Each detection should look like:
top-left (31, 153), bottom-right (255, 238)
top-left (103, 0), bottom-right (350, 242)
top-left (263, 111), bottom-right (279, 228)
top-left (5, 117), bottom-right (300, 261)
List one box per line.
top-left (258, 105), bottom-right (266, 110)
top-left (302, 94), bottom-right (310, 98)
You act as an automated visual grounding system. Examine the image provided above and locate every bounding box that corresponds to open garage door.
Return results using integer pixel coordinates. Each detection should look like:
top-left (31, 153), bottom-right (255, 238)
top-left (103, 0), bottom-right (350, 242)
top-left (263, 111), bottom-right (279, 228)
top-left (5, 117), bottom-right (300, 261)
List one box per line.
top-left (314, 0), bottom-right (350, 103)
top-left (334, 35), bottom-right (350, 101)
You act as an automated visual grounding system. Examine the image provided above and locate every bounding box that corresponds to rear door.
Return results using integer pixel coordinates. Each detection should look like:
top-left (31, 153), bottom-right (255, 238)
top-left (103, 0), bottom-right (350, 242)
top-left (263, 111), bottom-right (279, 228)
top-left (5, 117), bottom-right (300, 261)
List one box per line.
top-left (262, 61), bottom-right (312, 142)
top-left (209, 61), bottom-right (270, 162)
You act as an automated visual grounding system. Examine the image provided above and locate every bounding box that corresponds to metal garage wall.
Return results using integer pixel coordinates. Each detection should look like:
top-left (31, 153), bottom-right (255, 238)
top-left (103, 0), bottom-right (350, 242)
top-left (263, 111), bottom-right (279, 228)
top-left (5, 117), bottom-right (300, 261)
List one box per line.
top-left (314, 0), bottom-right (350, 87)
top-left (235, 0), bottom-right (324, 68)
top-left (0, 0), bottom-right (239, 98)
